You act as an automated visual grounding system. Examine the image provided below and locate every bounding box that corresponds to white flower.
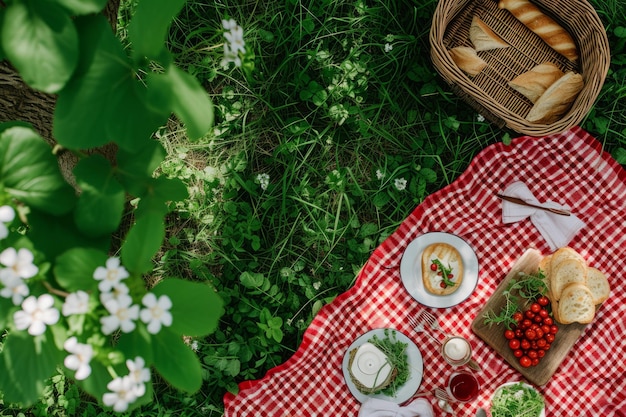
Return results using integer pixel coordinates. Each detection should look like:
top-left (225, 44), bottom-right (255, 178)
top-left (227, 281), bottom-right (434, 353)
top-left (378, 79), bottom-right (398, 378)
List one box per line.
top-left (99, 281), bottom-right (130, 304)
top-left (100, 294), bottom-right (139, 335)
top-left (221, 18), bottom-right (245, 68)
top-left (476, 114), bottom-right (485, 122)
top-left (0, 271), bottom-right (29, 305)
top-left (102, 376), bottom-right (141, 412)
top-left (0, 205), bottom-right (15, 240)
top-left (224, 25), bottom-right (245, 54)
top-left (394, 178), bottom-right (407, 191)
top-left (126, 356), bottom-right (150, 385)
top-left (312, 281), bottom-right (321, 290)
top-left (221, 18), bottom-right (237, 31)
top-left (190, 340), bottom-right (199, 352)
top-left (0, 247), bottom-right (38, 279)
top-left (62, 290), bottom-right (90, 316)
top-left (64, 337), bottom-right (94, 380)
top-left (256, 173), bottom-right (270, 191)
top-left (376, 169), bottom-right (385, 180)
top-left (13, 294), bottom-right (60, 336)
top-left (139, 293), bottom-right (173, 334)
top-left (384, 43), bottom-right (393, 52)
top-left (93, 257), bottom-right (129, 293)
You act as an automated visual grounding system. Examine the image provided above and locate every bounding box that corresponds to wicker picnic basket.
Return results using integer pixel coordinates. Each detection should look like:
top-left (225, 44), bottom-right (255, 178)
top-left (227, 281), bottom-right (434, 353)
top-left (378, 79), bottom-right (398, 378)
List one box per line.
top-left (430, 0), bottom-right (610, 136)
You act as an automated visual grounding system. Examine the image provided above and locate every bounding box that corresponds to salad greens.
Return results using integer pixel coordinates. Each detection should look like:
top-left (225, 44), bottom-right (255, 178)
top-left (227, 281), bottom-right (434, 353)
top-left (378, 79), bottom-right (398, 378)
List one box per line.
top-left (368, 329), bottom-right (409, 397)
top-left (490, 382), bottom-right (545, 417)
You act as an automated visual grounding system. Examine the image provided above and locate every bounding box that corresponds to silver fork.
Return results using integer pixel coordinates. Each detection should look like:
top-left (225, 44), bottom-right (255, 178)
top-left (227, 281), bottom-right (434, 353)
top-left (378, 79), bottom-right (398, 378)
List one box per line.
top-left (434, 388), bottom-right (457, 416)
top-left (408, 315), bottom-right (444, 345)
top-left (418, 310), bottom-right (447, 335)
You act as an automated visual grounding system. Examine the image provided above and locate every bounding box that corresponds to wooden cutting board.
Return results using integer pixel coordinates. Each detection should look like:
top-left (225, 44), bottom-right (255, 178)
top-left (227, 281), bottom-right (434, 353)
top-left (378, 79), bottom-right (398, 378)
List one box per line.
top-left (471, 248), bottom-right (588, 386)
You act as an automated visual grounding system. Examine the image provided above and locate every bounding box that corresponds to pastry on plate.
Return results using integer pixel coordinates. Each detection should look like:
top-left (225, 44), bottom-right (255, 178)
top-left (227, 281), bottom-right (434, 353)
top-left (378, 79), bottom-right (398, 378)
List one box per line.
top-left (421, 243), bottom-right (464, 295)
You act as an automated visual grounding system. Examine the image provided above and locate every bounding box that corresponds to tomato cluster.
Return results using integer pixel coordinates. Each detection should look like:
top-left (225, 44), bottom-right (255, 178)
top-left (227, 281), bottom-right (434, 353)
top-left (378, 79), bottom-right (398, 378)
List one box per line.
top-left (504, 296), bottom-right (558, 368)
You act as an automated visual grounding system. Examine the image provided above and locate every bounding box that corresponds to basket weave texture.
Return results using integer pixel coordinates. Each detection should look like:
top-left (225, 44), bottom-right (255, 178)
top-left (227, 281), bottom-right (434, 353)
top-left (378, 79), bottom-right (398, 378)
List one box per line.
top-left (430, 0), bottom-right (610, 136)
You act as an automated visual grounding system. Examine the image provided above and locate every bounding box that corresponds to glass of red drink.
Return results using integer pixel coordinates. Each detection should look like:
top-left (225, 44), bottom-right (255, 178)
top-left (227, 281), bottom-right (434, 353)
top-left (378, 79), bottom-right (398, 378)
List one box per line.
top-left (446, 370), bottom-right (480, 403)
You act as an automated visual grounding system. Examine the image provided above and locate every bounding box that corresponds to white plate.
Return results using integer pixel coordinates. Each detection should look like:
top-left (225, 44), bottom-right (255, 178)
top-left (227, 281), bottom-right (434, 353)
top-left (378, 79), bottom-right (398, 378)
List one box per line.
top-left (342, 328), bottom-right (423, 404)
top-left (400, 232), bottom-right (479, 308)
top-left (490, 381), bottom-right (546, 417)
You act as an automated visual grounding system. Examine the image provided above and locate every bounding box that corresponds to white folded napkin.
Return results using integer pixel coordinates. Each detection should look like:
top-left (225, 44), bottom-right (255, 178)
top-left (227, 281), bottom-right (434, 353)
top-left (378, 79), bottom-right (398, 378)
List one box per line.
top-left (501, 181), bottom-right (586, 251)
top-left (358, 398), bottom-right (433, 417)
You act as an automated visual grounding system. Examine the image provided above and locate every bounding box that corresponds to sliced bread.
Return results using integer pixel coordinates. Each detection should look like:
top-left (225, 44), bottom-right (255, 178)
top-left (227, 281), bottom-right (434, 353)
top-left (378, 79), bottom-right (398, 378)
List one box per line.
top-left (551, 258), bottom-right (587, 301)
top-left (551, 247), bottom-right (586, 270)
top-left (586, 267), bottom-right (610, 305)
top-left (557, 283), bottom-right (595, 324)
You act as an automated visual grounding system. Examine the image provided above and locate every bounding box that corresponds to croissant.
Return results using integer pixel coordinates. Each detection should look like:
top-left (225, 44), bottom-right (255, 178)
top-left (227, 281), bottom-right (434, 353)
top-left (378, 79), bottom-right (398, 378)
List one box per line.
top-left (498, 0), bottom-right (578, 62)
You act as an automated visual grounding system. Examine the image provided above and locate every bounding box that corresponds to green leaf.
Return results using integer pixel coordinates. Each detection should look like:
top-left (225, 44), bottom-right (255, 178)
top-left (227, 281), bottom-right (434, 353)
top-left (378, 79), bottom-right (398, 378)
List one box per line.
top-left (56, 0), bottom-right (108, 15)
top-left (0, 331), bottom-right (64, 406)
top-left (135, 177), bottom-right (189, 213)
top-left (73, 155), bottom-right (125, 237)
top-left (54, 15), bottom-right (169, 152)
top-left (147, 65), bottom-right (214, 140)
top-left (128, 0), bottom-right (187, 60)
top-left (117, 325), bottom-right (154, 365)
top-left (152, 328), bottom-right (202, 393)
top-left (152, 278), bottom-right (224, 337)
top-left (1, 0), bottom-right (78, 93)
top-left (27, 209), bottom-right (111, 260)
top-left (240, 271), bottom-right (264, 289)
top-left (419, 167), bottom-right (437, 183)
top-left (54, 248), bottom-right (108, 292)
top-left (121, 210), bottom-right (165, 274)
top-left (0, 126), bottom-right (75, 215)
top-left (612, 147), bottom-right (626, 164)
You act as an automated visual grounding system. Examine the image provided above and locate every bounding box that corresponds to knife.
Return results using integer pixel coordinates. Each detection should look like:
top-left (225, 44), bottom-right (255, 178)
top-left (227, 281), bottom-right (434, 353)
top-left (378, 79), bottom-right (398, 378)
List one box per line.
top-left (496, 194), bottom-right (571, 216)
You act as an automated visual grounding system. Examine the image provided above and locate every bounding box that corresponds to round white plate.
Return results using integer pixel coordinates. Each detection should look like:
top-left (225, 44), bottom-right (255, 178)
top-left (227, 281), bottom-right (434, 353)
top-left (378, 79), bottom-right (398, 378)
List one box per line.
top-left (342, 328), bottom-right (423, 404)
top-left (490, 381), bottom-right (546, 417)
top-left (400, 232), bottom-right (479, 308)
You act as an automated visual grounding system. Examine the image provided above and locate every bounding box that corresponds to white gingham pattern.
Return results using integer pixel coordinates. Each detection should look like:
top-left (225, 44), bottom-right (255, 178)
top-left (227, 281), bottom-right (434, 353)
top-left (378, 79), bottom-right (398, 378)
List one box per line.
top-left (224, 127), bottom-right (626, 417)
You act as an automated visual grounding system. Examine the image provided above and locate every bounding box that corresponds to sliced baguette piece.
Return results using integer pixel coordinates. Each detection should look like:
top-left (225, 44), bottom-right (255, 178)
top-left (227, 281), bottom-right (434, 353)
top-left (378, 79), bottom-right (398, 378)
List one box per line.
top-left (469, 16), bottom-right (510, 51)
top-left (550, 247), bottom-right (586, 271)
top-left (526, 71), bottom-right (584, 124)
top-left (448, 46), bottom-right (487, 77)
top-left (551, 258), bottom-right (587, 301)
top-left (508, 62), bottom-right (565, 103)
top-left (586, 267), bottom-right (610, 305)
top-left (557, 283), bottom-right (595, 324)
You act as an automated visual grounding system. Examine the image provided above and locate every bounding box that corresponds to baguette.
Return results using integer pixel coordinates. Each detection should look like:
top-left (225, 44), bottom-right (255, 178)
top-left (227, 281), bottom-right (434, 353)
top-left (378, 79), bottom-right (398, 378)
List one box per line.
top-left (557, 283), bottom-right (595, 324)
top-left (525, 71), bottom-right (584, 124)
top-left (551, 257), bottom-right (587, 301)
top-left (498, 0), bottom-right (578, 61)
top-left (448, 47), bottom-right (487, 77)
top-left (469, 16), bottom-right (510, 51)
top-left (586, 267), bottom-right (610, 305)
top-left (508, 62), bottom-right (564, 103)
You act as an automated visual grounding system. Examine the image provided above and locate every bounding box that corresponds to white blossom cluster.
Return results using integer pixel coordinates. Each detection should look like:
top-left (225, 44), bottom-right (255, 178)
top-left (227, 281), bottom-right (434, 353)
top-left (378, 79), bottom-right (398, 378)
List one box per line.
top-left (221, 18), bottom-right (245, 68)
top-left (103, 357), bottom-right (151, 412)
top-left (256, 173), bottom-right (270, 191)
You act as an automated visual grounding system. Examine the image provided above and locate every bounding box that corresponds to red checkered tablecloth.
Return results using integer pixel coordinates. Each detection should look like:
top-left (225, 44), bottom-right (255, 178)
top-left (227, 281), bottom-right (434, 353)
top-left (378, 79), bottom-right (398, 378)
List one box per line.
top-left (223, 127), bottom-right (626, 417)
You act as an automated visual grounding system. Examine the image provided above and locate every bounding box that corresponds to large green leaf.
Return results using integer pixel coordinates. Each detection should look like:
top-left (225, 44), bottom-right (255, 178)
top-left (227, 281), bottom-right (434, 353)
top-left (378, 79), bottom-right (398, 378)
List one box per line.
top-left (73, 155), bottom-right (125, 237)
top-left (54, 15), bottom-right (169, 152)
top-left (0, 331), bottom-right (64, 406)
top-left (56, 0), bottom-right (108, 15)
top-left (1, 0), bottom-right (78, 93)
top-left (54, 248), bottom-right (107, 292)
top-left (128, 0), bottom-right (187, 60)
top-left (134, 177), bottom-right (188, 216)
top-left (152, 328), bottom-right (202, 393)
top-left (152, 278), bottom-right (224, 337)
top-left (116, 325), bottom-right (154, 365)
top-left (116, 140), bottom-right (167, 196)
top-left (121, 210), bottom-right (165, 274)
top-left (148, 65), bottom-right (213, 140)
top-left (0, 126), bottom-right (75, 215)
top-left (27, 209), bottom-right (111, 260)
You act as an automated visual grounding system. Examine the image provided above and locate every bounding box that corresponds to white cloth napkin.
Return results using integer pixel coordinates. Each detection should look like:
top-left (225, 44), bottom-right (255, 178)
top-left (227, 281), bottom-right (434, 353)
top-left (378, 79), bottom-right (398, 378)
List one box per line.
top-left (358, 398), bottom-right (433, 417)
top-left (501, 181), bottom-right (586, 251)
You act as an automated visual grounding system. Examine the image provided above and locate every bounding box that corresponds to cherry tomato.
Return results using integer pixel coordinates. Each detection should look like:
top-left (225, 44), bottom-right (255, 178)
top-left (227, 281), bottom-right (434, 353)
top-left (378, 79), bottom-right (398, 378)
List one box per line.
top-left (448, 274), bottom-right (454, 279)
top-left (543, 317), bottom-right (553, 326)
top-left (532, 358), bottom-right (540, 366)
top-left (520, 356), bottom-right (532, 367)
top-left (513, 349), bottom-right (523, 358)
top-left (525, 329), bottom-right (536, 340)
top-left (528, 349), bottom-right (538, 359)
top-left (550, 325), bottom-right (558, 334)
top-left (545, 334), bottom-right (555, 343)
top-left (504, 330), bottom-right (515, 340)
top-left (533, 315), bottom-right (543, 323)
top-left (535, 329), bottom-right (544, 339)
top-left (509, 339), bottom-right (521, 350)
top-left (537, 296), bottom-right (550, 306)
top-left (541, 325), bottom-right (551, 334)
top-left (521, 339), bottom-right (531, 350)
top-left (530, 303), bottom-right (541, 313)
top-left (515, 329), bottom-right (524, 338)
top-left (512, 312), bottom-right (523, 323)
top-left (522, 319), bottom-right (532, 329)
top-left (430, 263), bottom-right (438, 271)
top-left (525, 310), bottom-right (535, 319)
top-left (537, 338), bottom-right (547, 348)
top-left (537, 349), bottom-right (546, 358)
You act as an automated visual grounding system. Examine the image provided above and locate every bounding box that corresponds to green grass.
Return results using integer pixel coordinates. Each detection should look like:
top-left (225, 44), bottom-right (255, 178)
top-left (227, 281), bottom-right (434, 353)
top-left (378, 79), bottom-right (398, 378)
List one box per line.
top-left (9, 0), bottom-right (625, 415)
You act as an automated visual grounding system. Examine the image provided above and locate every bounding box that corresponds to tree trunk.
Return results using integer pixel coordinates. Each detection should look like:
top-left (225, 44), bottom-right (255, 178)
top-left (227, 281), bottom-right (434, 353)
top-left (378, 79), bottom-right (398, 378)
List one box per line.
top-left (0, 0), bottom-right (121, 184)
